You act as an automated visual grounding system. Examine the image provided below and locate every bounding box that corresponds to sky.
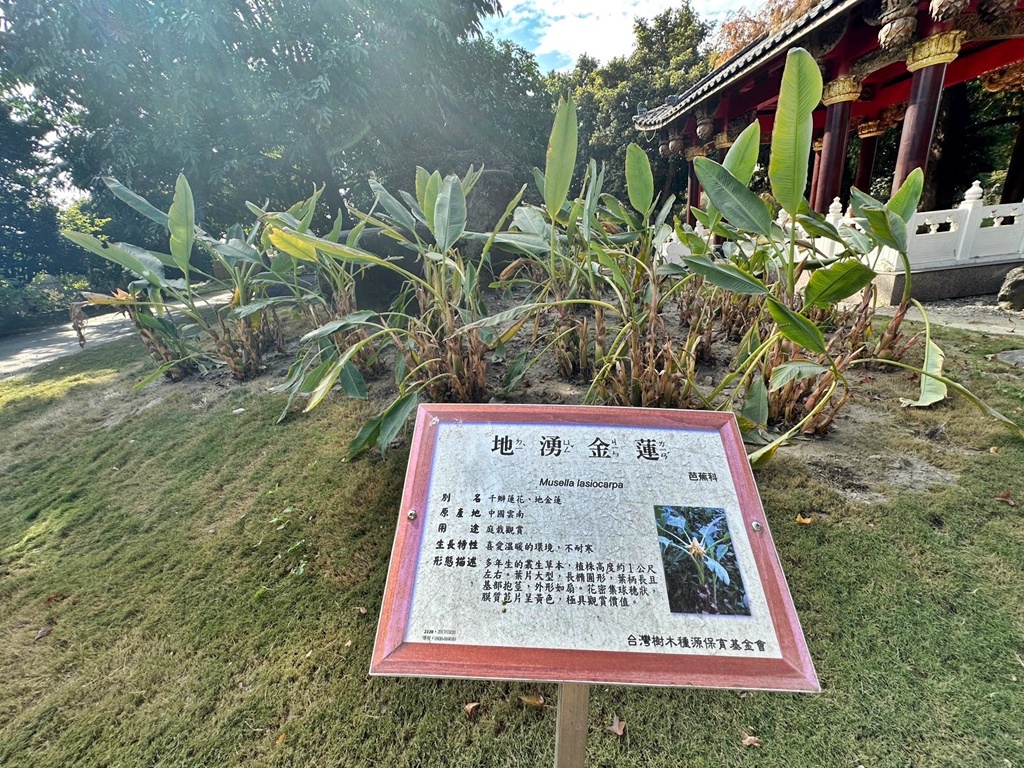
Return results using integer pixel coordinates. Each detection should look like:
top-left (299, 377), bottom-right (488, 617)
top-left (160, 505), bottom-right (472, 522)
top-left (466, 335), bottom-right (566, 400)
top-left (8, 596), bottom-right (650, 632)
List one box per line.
top-left (482, 0), bottom-right (749, 72)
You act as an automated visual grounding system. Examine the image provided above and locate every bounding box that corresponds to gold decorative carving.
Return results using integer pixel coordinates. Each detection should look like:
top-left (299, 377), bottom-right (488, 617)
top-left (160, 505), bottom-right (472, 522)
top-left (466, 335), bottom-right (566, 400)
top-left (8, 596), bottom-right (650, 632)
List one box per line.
top-left (958, 10), bottom-right (1024, 42)
top-left (822, 76), bottom-right (863, 106)
top-left (858, 120), bottom-right (887, 138)
top-left (880, 103), bottom-right (907, 129)
top-left (982, 61), bottom-right (1024, 93)
top-left (813, 138), bottom-right (824, 152)
top-left (906, 30), bottom-right (966, 72)
top-left (684, 145), bottom-right (708, 161)
top-left (713, 132), bottom-right (733, 150)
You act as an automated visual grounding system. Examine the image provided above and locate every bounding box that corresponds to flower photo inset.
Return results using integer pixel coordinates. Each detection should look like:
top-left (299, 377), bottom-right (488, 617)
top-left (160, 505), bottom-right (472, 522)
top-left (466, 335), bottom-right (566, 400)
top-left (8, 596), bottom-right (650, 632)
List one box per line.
top-left (654, 505), bottom-right (750, 616)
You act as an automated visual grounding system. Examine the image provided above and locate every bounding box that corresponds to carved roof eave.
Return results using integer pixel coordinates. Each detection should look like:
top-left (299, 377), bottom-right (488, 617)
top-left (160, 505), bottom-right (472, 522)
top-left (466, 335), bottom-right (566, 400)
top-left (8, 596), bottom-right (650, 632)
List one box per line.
top-left (634, 0), bottom-right (861, 132)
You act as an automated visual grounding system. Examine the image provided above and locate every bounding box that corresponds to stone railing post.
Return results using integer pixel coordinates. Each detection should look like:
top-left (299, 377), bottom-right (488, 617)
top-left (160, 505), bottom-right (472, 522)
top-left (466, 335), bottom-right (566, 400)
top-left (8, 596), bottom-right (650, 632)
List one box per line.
top-left (956, 180), bottom-right (985, 264)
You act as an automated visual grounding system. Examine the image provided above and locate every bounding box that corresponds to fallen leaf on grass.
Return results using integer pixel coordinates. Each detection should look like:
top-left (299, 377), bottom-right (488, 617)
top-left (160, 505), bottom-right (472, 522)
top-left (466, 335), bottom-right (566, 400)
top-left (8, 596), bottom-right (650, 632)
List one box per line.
top-left (989, 446), bottom-right (1000, 454)
top-left (44, 593), bottom-right (64, 606)
top-left (609, 715), bottom-right (625, 737)
top-left (464, 702), bottom-right (480, 718)
top-left (993, 490), bottom-right (1016, 506)
top-left (519, 692), bottom-right (545, 708)
top-left (344, 640), bottom-right (352, 648)
top-left (795, 514), bottom-right (813, 525)
top-left (356, 606), bottom-right (368, 614)
top-left (275, 732), bottom-right (287, 746)
top-left (34, 625), bottom-right (52, 642)
top-left (741, 732), bottom-right (761, 748)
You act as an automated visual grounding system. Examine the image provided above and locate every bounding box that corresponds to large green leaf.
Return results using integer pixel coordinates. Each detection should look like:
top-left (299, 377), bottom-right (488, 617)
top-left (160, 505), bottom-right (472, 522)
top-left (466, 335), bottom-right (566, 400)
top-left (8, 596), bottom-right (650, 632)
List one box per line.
top-left (433, 174), bottom-right (467, 252)
top-left (168, 174), bottom-right (195, 274)
top-left (62, 231), bottom-right (167, 287)
top-left (887, 167), bottom-right (924, 223)
top-left (705, 122), bottom-right (760, 231)
top-left (803, 260), bottom-right (876, 308)
top-left (625, 142), bottom-right (654, 216)
top-left (768, 48), bottom-right (822, 215)
top-left (693, 157), bottom-right (772, 236)
top-left (741, 374), bottom-right (769, 427)
top-left (682, 254), bottom-right (768, 295)
top-left (370, 179), bottom-right (417, 234)
top-left (769, 360), bottom-right (827, 391)
top-left (721, 121), bottom-right (760, 184)
top-left (422, 171), bottom-right (442, 236)
top-left (860, 206), bottom-right (908, 252)
top-left (544, 96), bottom-right (578, 219)
top-left (766, 297), bottom-right (827, 355)
top-left (102, 176), bottom-right (169, 227)
top-left (415, 167), bottom-right (430, 211)
top-left (900, 301), bottom-right (947, 408)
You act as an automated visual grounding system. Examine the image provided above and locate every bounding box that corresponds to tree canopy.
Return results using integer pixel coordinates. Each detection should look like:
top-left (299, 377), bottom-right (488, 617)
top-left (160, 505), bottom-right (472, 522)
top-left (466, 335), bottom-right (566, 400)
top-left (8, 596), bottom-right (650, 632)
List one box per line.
top-left (546, 3), bottom-right (712, 202)
top-left (0, 0), bottom-right (549, 241)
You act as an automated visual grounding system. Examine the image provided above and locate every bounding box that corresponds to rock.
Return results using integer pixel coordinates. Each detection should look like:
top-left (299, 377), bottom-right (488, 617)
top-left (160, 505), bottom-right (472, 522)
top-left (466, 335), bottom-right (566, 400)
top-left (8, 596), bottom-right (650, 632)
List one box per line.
top-left (997, 266), bottom-right (1024, 311)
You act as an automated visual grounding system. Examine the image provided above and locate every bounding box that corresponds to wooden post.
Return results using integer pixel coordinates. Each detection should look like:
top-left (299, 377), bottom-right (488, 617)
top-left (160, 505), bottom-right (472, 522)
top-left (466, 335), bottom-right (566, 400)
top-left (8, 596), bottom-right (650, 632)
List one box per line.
top-left (554, 683), bottom-right (589, 768)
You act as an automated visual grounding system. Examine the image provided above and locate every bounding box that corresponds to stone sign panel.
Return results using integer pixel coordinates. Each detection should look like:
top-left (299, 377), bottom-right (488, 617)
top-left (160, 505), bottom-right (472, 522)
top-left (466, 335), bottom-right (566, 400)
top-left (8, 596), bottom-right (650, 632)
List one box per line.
top-left (371, 404), bottom-right (818, 692)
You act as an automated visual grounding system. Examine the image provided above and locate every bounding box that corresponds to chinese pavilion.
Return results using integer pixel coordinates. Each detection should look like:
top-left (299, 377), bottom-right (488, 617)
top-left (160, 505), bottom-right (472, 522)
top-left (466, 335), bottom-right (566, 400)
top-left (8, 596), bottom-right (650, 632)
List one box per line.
top-left (635, 0), bottom-right (1024, 298)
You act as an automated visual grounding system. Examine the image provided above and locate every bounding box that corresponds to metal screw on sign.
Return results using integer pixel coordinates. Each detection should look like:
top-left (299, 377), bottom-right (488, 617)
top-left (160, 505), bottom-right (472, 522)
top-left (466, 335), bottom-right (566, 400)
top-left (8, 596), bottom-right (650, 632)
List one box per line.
top-left (751, 521), bottom-right (763, 532)
top-left (407, 510), bottom-right (417, 521)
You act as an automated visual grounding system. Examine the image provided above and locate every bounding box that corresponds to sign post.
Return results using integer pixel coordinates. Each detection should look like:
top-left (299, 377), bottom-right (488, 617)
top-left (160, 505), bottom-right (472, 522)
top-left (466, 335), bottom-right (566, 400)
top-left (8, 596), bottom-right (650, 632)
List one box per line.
top-left (371, 404), bottom-right (818, 762)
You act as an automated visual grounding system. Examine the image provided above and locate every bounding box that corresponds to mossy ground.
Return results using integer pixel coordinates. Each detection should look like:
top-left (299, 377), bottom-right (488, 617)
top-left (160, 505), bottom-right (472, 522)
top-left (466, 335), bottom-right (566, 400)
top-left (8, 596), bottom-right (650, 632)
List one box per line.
top-left (0, 326), bottom-right (1022, 766)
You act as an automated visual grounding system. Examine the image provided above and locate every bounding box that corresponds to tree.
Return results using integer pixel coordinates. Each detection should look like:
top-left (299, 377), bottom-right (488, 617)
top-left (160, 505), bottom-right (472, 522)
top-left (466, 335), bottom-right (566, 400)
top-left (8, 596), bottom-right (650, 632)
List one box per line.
top-left (0, 92), bottom-right (76, 280)
top-left (0, 0), bottom-right (548, 244)
top-left (546, 3), bottom-right (712, 202)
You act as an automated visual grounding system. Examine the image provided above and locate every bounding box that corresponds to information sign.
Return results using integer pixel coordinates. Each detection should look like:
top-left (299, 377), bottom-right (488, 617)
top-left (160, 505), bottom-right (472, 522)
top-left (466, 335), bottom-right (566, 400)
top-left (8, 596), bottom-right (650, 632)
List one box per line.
top-left (370, 404), bottom-right (818, 692)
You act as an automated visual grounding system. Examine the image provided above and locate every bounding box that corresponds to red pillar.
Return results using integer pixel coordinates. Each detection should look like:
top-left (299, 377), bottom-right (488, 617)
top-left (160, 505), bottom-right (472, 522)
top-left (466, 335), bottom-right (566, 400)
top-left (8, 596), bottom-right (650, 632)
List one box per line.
top-left (809, 139), bottom-right (823, 210)
top-left (684, 146), bottom-right (706, 227)
top-left (854, 120), bottom-right (885, 194)
top-left (892, 31), bottom-right (965, 196)
top-left (814, 77), bottom-right (861, 214)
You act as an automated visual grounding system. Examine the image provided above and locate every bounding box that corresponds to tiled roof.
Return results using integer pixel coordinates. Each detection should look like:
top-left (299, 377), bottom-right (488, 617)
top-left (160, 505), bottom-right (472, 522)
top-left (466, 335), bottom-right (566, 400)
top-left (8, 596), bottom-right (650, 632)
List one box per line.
top-left (634, 0), bottom-right (862, 131)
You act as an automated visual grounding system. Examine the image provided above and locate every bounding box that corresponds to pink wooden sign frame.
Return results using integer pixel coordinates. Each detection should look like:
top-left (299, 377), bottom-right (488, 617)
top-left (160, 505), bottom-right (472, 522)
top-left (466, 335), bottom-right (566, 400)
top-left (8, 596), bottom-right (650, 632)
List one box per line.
top-left (370, 403), bottom-right (819, 692)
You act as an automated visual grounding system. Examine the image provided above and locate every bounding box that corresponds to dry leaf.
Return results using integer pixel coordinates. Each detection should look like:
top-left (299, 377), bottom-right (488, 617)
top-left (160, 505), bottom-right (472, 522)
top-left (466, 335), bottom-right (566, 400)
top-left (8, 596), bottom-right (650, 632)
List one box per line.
top-left (356, 606), bottom-right (368, 614)
top-left (305, 650), bottom-right (313, 659)
top-left (741, 732), bottom-right (761, 748)
top-left (34, 625), bottom-right (52, 642)
top-left (609, 715), bottom-right (626, 737)
top-left (989, 446), bottom-right (1000, 455)
top-left (519, 692), bottom-right (545, 708)
top-left (275, 732), bottom-right (287, 746)
top-left (44, 593), bottom-right (64, 606)
top-left (795, 514), bottom-right (813, 525)
top-left (994, 490), bottom-right (1017, 506)
top-left (344, 640), bottom-right (352, 647)
top-left (464, 702), bottom-right (480, 718)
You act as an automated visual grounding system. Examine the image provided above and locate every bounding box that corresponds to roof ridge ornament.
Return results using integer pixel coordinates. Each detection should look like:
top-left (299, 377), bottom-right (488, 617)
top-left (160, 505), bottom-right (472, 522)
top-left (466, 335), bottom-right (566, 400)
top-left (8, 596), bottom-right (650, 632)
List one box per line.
top-left (929, 0), bottom-right (968, 22)
top-left (878, 0), bottom-right (917, 50)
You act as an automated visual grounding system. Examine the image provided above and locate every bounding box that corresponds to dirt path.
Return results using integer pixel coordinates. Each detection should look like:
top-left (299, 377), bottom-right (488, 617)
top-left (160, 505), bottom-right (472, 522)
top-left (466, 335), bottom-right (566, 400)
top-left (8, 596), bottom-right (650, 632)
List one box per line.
top-left (0, 312), bottom-right (135, 380)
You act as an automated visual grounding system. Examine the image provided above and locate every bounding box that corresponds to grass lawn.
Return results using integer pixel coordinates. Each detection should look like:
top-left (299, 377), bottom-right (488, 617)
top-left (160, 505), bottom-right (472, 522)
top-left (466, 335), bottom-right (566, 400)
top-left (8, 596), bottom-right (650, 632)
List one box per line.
top-left (1, 328), bottom-right (1023, 767)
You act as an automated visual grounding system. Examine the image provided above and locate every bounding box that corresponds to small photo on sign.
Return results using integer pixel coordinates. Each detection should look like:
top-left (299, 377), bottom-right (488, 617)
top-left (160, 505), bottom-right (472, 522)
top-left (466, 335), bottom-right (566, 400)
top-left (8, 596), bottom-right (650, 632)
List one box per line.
top-left (654, 505), bottom-right (750, 616)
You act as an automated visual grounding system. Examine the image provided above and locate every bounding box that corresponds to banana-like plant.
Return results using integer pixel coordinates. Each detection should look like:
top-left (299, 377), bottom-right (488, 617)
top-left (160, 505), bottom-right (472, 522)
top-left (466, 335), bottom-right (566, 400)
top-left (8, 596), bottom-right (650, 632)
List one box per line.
top-left (63, 175), bottom-right (285, 380)
top-left (268, 166), bottom-right (525, 459)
